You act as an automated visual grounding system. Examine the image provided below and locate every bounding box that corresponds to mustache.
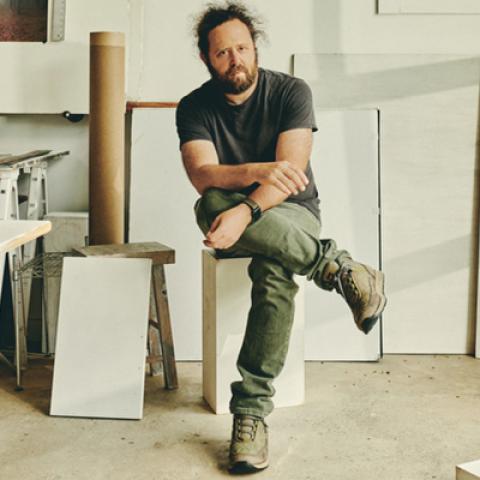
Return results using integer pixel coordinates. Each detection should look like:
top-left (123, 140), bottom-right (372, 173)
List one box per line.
top-left (227, 65), bottom-right (248, 75)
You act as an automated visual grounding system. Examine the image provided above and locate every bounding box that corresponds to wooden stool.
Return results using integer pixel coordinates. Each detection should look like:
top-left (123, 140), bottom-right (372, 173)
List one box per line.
top-left (74, 242), bottom-right (178, 390)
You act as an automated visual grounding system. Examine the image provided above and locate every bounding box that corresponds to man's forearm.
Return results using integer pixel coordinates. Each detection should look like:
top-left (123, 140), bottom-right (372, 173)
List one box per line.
top-left (194, 163), bottom-right (256, 194)
top-left (248, 183), bottom-right (288, 212)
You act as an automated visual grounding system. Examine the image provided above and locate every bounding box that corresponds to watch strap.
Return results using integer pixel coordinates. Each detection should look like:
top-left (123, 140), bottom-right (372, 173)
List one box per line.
top-left (241, 198), bottom-right (262, 223)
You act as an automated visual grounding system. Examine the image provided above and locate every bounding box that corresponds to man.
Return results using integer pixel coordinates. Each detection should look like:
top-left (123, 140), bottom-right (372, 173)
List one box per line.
top-left (175, 2), bottom-right (386, 474)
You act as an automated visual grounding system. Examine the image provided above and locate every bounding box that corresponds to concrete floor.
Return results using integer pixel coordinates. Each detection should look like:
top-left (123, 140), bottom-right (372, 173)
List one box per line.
top-left (0, 355), bottom-right (479, 480)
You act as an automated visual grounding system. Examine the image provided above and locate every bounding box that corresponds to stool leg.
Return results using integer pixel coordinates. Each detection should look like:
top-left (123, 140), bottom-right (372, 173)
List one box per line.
top-left (12, 254), bottom-right (26, 391)
top-left (147, 282), bottom-right (163, 376)
top-left (152, 265), bottom-right (178, 389)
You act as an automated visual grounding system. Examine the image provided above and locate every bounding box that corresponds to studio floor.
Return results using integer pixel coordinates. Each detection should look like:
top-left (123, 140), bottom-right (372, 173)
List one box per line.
top-left (0, 355), bottom-right (479, 480)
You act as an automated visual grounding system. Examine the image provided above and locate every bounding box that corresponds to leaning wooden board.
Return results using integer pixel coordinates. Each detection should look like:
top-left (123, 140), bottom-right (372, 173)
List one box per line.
top-left (0, 220), bottom-right (52, 253)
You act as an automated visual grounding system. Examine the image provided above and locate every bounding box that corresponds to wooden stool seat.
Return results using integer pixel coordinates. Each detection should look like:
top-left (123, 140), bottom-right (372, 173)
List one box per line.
top-left (74, 241), bottom-right (178, 390)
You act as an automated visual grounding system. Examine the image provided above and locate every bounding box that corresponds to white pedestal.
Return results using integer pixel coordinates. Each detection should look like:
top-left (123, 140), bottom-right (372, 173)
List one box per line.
top-left (202, 250), bottom-right (305, 415)
top-left (457, 460), bottom-right (480, 480)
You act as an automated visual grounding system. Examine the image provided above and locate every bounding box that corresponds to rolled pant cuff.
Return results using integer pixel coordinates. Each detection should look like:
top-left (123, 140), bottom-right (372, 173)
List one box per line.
top-left (230, 407), bottom-right (267, 419)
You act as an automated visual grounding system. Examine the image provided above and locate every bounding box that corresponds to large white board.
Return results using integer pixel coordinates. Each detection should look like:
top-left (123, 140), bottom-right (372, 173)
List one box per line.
top-left (295, 53), bottom-right (480, 353)
top-left (129, 108), bottom-right (381, 361)
top-left (50, 257), bottom-right (151, 420)
top-left (307, 110), bottom-right (381, 360)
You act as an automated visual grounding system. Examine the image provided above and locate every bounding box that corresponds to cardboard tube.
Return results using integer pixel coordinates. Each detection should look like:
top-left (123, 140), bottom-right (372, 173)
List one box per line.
top-left (89, 32), bottom-right (125, 245)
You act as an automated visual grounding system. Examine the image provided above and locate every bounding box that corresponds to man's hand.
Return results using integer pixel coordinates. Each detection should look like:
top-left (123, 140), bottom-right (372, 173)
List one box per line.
top-left (252, 161), bottom-right (309, 196)
top-left (204, 204), bottom-right (252, 249)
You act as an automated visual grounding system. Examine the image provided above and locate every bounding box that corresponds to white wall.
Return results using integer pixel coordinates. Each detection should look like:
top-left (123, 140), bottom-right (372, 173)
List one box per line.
top-left (132, 0), bottom-right (480, 102)
top-left (0, 0), bottom-right (129, 113)
top-left (0, 115), bottom-right (88, 212)
top-left (3, 0), bottom-right (480, 354)
top-left (4, 0), bottom-right (480, 111)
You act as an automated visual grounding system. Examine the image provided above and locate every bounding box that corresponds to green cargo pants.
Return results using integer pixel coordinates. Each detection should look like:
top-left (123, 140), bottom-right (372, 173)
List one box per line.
top-left (195, 187), bottom-right (350, 418)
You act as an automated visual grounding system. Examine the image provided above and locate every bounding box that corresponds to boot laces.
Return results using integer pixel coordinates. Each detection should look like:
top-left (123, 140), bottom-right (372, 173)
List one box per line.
top-left (234, 416), bottom-right (259, 441)
top-left (336, 265), bottom-right (361, 305)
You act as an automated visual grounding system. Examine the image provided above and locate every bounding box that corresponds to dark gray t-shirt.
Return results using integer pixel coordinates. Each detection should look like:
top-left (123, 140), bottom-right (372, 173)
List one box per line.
top-left (175, 68), bottom-right (320, 219)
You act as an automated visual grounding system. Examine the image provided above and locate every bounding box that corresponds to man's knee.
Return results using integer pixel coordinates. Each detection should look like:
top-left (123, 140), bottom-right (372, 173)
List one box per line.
top-left (248, 256), bottom-right (298, 293)
top-left (195, 187), bottom-right (245, 227)
top-left (194, 187), bottom-right (225, 232)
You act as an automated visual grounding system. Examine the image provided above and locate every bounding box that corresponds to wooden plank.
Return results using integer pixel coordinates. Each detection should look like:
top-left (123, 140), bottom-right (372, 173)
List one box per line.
top-left (32, 150), bottom-right (70, 162)
top-left (126, 102), bottom-right (178, 111)
top-left (0, 150), bottom-right (51, 166)
top-left (147, 281), bottom-right (163, 376)
top-left (202, 250), bottom-right (217, 411)
top-left (152, 264), bottom-right (178, 389)
top-left (0, 220), bottom-right (51, 253)
top-left (75, 241), bottom-right (175, 265)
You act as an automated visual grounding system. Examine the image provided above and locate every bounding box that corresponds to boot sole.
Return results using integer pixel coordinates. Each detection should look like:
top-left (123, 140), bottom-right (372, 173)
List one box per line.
top-left (228, 460), bottom-right (269, 474)
top-left (359, 269), bottom-right (387, 334)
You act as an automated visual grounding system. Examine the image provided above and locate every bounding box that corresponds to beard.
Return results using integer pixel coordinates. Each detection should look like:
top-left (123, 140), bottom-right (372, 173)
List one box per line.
top-left (207, 59), bottom-right (258, 95)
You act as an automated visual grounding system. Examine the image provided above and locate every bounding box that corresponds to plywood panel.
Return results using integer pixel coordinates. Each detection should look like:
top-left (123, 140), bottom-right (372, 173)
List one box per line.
top-left (295, 54), bottom-right (480, 353)
top-left (50, 257), bottom-right (151, 419)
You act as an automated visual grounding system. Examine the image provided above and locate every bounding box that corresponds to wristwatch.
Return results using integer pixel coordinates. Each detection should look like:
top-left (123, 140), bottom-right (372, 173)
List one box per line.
top-left (241, 198), bottom-right (262, 223)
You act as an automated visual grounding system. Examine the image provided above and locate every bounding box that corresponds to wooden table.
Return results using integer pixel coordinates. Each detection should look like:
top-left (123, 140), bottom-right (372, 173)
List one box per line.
top-left (0, 220), bottom-right (52, 389)
top-left (74, 241), bottom-right (178, 390)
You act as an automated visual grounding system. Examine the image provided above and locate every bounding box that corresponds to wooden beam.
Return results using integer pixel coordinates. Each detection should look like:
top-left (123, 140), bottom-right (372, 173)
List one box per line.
top-left (126, 102), bottom-right (178, 112)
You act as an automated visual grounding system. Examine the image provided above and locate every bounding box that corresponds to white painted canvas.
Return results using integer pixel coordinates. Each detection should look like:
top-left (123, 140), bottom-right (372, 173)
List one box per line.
top-left (129, 108), bottom-right (204, 361)
top-left (50, 257), bottom-right (152, 420)
top-left (295, 54), bottom-right (479, 354)
top-left (307, 110), bottom-right (381, 360)
top-left (129, 108), bottom-right (381, 361)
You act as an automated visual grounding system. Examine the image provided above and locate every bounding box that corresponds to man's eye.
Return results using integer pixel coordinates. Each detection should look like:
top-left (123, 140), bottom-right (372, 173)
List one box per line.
top-left (218, 50), bottom-right (226, 57)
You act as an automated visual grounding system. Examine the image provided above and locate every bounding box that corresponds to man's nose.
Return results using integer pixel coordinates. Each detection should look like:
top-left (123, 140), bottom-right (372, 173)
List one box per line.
top-left (229, 50), bottom-right (241, 65)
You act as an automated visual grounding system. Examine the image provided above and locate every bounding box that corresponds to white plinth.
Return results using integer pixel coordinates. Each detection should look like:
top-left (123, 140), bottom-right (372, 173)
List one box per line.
top-left (202, 250), bottom-right (305, 415)
top-left (457, 460), bottom-right (480, 480)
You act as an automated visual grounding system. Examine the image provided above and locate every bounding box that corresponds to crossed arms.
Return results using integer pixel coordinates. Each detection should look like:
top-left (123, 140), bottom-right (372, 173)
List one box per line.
top-left (180, 128), bottom-right (313, 249)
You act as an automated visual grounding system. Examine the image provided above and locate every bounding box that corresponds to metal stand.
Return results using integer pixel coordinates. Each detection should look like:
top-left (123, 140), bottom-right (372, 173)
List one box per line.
top-left (0, 151), bottom-right (69, 388)
top-left (1, 251), bottom-right (78, 390)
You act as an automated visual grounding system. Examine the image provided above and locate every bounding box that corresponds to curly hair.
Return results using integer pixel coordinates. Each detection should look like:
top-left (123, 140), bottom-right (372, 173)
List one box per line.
top-left (194, 1), bottom-right (265, 58)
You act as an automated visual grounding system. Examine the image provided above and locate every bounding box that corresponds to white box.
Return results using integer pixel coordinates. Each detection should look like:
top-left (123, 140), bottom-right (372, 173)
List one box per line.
top-left (457, 460), bottom-right (480, 480)
top-left (202, 250), bottom-right (305, 414)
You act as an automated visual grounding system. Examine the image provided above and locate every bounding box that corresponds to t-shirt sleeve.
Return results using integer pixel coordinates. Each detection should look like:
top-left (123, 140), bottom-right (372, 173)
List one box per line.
top-left (175, 95), bottom-right (214, 149)
top-left (278, 78), bottom-right (318, 134)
